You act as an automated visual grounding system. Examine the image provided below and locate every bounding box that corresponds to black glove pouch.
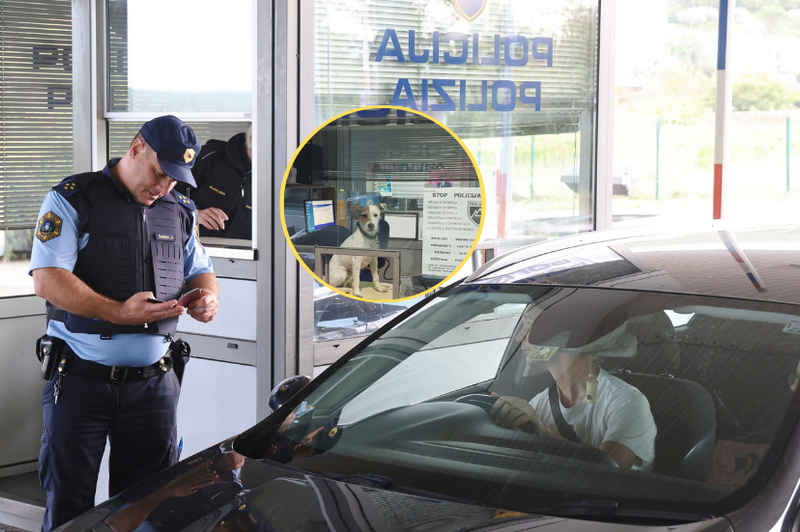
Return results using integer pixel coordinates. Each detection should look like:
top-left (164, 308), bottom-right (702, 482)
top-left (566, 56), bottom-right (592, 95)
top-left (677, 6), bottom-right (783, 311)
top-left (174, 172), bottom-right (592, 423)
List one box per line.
top-left (36, 335), bottom-right (65, 381)
top-left (169, 338), bottom-right (191, 386)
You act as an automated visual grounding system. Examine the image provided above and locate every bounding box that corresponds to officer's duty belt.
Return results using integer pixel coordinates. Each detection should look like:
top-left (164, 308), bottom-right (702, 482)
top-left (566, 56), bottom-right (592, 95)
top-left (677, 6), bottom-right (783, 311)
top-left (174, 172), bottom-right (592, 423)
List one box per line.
top-left (61, 344), bottom-right (172, 384)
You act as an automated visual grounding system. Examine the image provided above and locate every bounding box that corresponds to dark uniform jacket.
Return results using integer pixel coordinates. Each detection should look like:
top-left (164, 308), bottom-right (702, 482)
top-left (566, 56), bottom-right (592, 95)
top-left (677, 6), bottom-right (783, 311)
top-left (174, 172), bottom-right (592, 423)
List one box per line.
top-left (185, 132), bottom-right (252, 239)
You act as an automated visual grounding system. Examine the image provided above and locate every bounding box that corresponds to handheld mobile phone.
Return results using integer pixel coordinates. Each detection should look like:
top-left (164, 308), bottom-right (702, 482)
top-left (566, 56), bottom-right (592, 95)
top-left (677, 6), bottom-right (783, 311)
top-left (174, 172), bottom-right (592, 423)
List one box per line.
top-left (147, 297), bottom-right (164, 304)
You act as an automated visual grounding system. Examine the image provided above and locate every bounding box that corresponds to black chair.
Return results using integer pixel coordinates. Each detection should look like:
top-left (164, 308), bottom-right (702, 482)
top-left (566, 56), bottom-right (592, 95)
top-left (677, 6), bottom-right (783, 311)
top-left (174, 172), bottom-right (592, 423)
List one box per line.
top-left (316, 224), bottom-right (351, 247)
top-left (616, 372), bottom-right (716, 481)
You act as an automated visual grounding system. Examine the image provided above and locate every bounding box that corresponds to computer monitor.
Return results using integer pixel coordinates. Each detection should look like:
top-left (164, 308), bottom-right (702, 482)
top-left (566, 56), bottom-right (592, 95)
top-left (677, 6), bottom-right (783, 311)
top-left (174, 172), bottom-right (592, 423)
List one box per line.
top-left (304, 200), bottom-right (335, 232)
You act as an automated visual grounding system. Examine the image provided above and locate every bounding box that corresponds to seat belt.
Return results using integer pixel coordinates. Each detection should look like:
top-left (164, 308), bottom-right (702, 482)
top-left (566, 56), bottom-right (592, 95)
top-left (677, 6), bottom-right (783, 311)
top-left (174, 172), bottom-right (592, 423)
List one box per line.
top-left (548, 384), bottom-right (582, 443)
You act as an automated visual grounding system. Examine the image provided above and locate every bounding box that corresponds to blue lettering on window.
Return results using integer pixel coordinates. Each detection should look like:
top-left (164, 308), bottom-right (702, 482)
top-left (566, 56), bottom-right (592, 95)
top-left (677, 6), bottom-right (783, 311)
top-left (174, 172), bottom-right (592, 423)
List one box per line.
top-left (356, 108), bottom-right (391, 118)
top-left (492, 80), bottom-right (516, 112)
top-left (375, 29), bottom-right (406, 63)
top-left (468, 80), bottom-right (488, 112)
top-left (408, 30), bottom-right (429, 63)
top-left (519, 81), bottom-right (541, 111)
top-left (390, 78), bottom-right (418, 109)
top-left (443, 32), bottom-right (468, 65)
top-left (431, 79), bottom-right (456, 112)
top-left (504, 36), bottom-right (528, 67)
top-left (480, 35), bottom-right (500, 66)
top-left (531, 37), bottom-right (554, 67)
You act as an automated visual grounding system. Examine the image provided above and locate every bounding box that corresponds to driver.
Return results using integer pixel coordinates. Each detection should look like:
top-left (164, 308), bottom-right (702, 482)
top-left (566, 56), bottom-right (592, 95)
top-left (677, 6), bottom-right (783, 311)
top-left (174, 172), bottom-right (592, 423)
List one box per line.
top-left (490, 304), bottom-right (656, 470)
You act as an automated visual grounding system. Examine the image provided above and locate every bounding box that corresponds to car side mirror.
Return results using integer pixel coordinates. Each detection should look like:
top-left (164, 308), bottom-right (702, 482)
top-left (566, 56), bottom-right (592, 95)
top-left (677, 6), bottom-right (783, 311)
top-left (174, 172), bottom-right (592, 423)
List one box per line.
top-left (268, 375), bottom-right (311, 411)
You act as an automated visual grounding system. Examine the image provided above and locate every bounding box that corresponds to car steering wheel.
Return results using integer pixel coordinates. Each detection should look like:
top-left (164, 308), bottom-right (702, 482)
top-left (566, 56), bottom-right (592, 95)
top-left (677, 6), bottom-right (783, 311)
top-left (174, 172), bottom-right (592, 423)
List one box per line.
top-left (454, 393), bottom-right (541, 435)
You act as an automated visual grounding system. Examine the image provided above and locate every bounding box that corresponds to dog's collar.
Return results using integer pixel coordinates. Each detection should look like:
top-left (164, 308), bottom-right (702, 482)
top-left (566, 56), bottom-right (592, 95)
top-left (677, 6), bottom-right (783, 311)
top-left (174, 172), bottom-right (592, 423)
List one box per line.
top-left (356, 222), bottom-right (379, 240)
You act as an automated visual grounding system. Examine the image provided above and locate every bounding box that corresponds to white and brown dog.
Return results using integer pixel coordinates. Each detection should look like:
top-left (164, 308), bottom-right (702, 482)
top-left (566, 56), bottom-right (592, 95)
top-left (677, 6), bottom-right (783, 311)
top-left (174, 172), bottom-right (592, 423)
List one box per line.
top-left (328, 204), bottom-right (388, 297)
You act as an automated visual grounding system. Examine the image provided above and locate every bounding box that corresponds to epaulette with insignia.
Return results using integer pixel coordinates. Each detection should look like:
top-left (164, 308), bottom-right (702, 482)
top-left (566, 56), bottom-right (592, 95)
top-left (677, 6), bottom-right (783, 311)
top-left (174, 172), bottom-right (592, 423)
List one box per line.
top-left (53, 178), bottom-right (80, 198)
top-left (173, 192), bottom-right (196, 212)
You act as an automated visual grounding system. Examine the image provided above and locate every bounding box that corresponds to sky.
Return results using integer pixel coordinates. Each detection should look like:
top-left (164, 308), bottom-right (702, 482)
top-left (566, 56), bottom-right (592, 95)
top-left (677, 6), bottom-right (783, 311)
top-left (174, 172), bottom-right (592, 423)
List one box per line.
top-left (127, 0), bottom-right (252, 92)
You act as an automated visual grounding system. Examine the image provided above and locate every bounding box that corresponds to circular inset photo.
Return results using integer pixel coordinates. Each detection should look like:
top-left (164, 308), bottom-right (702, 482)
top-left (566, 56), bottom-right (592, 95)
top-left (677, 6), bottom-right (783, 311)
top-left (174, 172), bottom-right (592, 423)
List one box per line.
top-left (281, 106), bottom-right (485, 302)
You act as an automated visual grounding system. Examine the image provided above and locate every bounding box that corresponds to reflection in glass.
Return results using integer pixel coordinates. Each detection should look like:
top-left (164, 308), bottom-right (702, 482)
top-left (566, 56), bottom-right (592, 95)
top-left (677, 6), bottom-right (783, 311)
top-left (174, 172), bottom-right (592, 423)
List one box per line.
top-left (313, 0), bottom-right (600, 243)
top-left (180, 129), bottom-right (253, 240)
top-left (107, 0), bottom-right (252, 113)
top-left (239, 284), bottom-right (800, 513)
top-left (313, 281), bottom-right (418, 342)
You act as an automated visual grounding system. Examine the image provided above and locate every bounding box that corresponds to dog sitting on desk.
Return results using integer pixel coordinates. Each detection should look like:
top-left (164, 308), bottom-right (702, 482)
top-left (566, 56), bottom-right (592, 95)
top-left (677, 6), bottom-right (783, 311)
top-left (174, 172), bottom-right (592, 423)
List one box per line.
top-left (328, 204), bottom-right (388, 298)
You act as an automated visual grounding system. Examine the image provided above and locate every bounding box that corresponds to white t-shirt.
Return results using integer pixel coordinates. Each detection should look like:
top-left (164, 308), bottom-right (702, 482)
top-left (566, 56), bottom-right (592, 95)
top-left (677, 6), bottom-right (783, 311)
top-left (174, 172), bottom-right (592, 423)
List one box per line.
top-left (529, 369), bottom-right (657, 470)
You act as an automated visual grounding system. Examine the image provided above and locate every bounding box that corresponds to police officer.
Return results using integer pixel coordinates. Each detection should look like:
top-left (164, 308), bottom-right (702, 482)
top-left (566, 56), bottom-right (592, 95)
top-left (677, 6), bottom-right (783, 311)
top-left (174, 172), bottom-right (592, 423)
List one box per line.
top-left (30, 115), bottom-right (220, 532)
top-left (178, 128), bottom-right (252, 239)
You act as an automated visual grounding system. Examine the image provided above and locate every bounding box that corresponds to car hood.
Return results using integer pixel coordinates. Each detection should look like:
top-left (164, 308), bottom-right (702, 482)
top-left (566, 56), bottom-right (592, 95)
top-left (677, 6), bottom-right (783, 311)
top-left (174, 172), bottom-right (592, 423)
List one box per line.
top-left (58, 443), bottom-right (733, 532)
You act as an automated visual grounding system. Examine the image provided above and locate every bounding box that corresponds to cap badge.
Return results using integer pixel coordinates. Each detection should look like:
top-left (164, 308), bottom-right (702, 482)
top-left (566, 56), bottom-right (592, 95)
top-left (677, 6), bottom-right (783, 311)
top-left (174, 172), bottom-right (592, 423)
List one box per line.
top-left (183, 148), bottom-right (195, 163)
top-left (328, 427), bottom-right (338, 438)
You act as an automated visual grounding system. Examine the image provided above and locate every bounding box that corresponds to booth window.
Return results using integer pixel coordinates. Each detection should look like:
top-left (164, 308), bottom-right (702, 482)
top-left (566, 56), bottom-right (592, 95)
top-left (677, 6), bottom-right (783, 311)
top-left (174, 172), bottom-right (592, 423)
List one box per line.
top-left (304, 0), bottom-right (601, 357)
top-left (0, 0), bottom-right (73, 296)
top-left (107, 0), bottom-right (252, 113)
top-left (105, 0), bottom-right (254, 251)
top-left (108, 122), bottom-right (248, 158)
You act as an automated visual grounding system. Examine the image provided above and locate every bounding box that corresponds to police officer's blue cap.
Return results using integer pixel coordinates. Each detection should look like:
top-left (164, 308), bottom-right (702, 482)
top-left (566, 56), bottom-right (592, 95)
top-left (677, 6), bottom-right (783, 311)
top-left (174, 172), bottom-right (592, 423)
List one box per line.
top-left (139, 115), bottom-right (201, 188)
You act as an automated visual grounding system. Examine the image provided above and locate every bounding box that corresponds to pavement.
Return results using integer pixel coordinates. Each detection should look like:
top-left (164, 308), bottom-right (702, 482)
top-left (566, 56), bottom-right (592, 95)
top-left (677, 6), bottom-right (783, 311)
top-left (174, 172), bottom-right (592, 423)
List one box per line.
top-left (0, 524), bottom-right (27, 532)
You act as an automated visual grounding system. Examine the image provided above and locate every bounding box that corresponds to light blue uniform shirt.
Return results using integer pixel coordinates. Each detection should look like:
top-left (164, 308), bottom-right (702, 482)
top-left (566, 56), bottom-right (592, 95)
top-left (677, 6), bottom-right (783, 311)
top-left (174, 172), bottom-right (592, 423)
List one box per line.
top-left (29, 161), bottom-right (214, 366)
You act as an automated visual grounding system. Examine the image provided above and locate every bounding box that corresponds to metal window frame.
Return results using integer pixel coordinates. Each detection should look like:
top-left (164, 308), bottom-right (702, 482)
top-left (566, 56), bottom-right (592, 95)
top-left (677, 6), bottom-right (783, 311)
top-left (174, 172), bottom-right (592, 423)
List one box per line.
top-left (595, 0), bottom-right (616, 231)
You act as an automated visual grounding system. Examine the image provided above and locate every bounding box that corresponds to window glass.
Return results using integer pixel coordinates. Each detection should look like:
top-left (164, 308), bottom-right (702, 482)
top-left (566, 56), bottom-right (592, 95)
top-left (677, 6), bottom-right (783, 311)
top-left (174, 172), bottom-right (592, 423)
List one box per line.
top-left (107, 0), bottom-right (252, 113)
top-left (0, 229), bottom-right (36, 297)
top-left (313, 0), bottom-right (599, 243)
top-left (0, 0), bottom-right (73, 297)
top-left (725, 2), bottom-right (800, 221)
top-left (309, 0), bottom-right (600, 347)
top-left (313, 281), bottom-right (418, 343)
top-left (238, 285), bottom-right (800, 517)
top-left (108, 122), bottom-right (249, 158)
top-left (612, 0), bottom-right (800, 226)
top-left (612, 0), bottom-right (718, 227)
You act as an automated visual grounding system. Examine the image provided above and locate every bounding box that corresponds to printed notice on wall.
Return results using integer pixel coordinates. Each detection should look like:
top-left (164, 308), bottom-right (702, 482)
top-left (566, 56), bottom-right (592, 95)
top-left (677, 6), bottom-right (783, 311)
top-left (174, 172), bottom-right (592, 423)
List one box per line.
top-left (422, 188), bottom-right (482, 277)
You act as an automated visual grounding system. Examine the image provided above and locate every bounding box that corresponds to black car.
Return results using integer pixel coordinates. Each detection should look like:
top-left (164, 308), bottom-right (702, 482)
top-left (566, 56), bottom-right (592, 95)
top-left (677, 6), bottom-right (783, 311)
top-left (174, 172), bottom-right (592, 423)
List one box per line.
top-left (58, 222), bottom-right (800, 532)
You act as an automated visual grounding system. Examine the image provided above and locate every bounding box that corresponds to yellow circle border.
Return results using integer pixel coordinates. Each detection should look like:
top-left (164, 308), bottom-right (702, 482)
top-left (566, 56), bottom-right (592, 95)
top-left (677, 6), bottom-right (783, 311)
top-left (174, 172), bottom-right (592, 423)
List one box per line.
top-left (280, 105), bottom-right (487, 303)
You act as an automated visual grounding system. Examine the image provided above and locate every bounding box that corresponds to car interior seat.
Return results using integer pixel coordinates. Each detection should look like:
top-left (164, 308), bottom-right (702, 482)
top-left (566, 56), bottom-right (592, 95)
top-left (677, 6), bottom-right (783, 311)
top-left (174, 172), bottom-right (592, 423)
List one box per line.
top-left (600, 312), bottom-right (716, 481)
top-left (603, 311), bottom-right (680, 375)
top-left (677, 313), bottom-right (800, 443)
top-left (615, 372), bottom-right (716, 481)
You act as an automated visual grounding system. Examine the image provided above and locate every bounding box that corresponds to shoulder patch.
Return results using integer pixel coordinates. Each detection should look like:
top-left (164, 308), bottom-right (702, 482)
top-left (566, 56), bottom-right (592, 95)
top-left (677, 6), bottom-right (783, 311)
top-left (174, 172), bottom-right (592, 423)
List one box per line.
top-left (36, 211), bottom-right (63, 242)
top-left (174, 192), bottom-right (196, 212)
top-left (53, 178), bottom-right (80, 198)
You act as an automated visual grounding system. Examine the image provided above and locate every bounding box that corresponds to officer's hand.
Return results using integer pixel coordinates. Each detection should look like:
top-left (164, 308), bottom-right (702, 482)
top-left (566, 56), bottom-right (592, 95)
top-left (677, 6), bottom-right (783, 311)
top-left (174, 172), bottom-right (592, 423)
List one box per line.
top-left (198, 207), bottom-right (228, 231)
top-left (186, 288), bottom-right (218, 323)
top-left (114, 292), bottom-right (183, 326)
top-left (489, 393), bottom-right (542, 433)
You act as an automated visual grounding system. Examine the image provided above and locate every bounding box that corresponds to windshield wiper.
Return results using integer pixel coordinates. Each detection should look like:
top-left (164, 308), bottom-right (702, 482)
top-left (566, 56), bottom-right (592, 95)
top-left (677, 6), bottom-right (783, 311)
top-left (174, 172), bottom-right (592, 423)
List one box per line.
top-left (527, 501), bottom-right (714, 524)
top-left (311, 471), bottom-right (486, 507)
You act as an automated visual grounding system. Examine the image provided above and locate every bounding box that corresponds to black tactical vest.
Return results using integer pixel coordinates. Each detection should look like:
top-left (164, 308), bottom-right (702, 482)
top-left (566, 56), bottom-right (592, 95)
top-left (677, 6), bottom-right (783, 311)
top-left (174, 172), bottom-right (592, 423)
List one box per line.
top-left (51, 171), bottom-right (195, 336)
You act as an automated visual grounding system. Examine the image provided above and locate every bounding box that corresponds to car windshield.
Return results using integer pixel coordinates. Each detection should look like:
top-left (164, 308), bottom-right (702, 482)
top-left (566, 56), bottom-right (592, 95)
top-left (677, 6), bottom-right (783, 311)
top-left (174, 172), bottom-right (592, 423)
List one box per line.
top-left (235, 284), bottom-right (800, 518)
